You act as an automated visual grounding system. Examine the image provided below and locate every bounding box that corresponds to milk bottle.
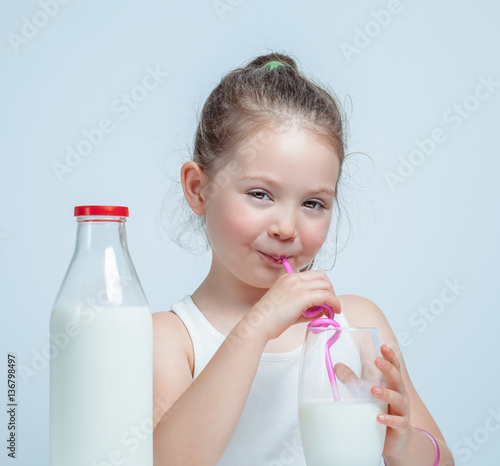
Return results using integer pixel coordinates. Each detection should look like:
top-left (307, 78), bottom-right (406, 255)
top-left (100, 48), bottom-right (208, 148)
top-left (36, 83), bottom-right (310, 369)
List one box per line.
top-left (49, 205), bottom-right (153, 466)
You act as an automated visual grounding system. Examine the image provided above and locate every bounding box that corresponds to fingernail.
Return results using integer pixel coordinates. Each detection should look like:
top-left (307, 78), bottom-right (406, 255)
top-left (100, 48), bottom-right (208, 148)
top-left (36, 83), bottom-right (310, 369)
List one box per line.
top-left (378, 414), bottom-right (387, 421)
top-left (379, 358), bottom-right (387, 367)
top-left (373, 387), bottom-right (383, 395)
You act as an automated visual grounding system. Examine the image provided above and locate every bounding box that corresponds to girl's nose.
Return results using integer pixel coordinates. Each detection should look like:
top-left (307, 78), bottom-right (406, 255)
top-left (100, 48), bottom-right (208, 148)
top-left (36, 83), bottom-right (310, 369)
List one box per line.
top-left (268, 212), bottom-right (297, 241)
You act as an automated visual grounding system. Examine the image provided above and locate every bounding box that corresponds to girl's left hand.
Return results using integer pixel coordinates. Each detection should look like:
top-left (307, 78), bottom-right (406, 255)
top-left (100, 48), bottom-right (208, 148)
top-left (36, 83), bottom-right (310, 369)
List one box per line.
top-left (371, 344), bottom-right (412, 458)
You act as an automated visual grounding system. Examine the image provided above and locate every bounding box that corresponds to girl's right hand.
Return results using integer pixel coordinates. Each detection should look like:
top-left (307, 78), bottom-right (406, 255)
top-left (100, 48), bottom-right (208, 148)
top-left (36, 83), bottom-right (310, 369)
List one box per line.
top-left (246, 270), bottom-right (341, 342)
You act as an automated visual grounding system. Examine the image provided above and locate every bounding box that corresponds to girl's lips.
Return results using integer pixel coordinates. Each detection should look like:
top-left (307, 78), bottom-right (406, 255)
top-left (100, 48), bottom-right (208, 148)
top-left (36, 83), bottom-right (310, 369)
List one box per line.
top-left (259, 251), bottom-right (288, 265)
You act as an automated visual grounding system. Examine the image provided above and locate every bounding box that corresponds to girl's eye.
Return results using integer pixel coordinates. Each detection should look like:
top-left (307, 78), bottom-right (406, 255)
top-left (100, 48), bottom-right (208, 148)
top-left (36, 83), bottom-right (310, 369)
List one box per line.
top-left (303, 200), bottom-right (327, 210)
top-left (247, 190), bottom-right (271, 201)
top-left (247, 191), bottom-right (326, 210)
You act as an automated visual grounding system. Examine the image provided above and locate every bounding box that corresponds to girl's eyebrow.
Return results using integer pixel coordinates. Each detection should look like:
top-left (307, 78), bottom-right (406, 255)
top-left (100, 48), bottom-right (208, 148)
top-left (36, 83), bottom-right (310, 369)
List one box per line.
top-left (240, 174), bottom-right (336, 198)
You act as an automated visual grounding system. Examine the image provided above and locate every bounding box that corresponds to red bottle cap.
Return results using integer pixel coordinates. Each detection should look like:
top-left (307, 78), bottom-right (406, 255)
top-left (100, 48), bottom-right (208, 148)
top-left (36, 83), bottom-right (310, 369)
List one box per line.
top-left (74, 206), bottom-right (129, 217)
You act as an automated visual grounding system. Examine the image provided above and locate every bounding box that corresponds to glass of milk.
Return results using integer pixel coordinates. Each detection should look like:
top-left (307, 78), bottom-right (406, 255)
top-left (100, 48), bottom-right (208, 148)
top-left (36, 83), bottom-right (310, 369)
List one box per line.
top-left (298, 327), bottom-right (388, 466)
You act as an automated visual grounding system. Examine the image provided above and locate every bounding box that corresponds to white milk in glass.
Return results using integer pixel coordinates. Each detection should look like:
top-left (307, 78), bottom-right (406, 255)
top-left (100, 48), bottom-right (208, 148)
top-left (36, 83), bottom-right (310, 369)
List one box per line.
top-left (50, 305), bottom-right (152, 466)
top-left (298, 399), bottom-right (387, 466)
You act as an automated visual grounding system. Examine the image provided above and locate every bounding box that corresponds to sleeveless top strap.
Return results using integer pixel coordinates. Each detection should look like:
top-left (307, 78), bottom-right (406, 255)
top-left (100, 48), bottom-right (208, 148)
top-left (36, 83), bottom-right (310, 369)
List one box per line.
top-left (170, 295), bottom-right (224, 378)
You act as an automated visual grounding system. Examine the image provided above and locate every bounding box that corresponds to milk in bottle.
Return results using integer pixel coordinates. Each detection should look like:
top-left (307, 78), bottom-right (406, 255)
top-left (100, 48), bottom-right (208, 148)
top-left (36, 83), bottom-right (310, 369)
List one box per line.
top-left (49, 205), bottom-right (153, 466)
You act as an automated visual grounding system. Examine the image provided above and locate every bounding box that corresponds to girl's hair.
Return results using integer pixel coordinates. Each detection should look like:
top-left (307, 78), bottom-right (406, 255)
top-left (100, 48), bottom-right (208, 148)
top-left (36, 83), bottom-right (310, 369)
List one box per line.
top-left (162, 51), bottom-right (352, 271)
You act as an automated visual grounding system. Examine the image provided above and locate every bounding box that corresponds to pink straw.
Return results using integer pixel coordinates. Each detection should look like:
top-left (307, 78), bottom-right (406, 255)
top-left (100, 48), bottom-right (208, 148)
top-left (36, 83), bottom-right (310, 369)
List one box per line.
top-left (280, 257), bottom-right (341, 402)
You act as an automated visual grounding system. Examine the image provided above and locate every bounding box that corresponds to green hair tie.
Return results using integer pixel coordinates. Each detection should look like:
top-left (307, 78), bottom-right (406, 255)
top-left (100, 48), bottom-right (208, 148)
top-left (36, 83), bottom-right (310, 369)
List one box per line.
top-left (262, 60), bottom-right (285, 70)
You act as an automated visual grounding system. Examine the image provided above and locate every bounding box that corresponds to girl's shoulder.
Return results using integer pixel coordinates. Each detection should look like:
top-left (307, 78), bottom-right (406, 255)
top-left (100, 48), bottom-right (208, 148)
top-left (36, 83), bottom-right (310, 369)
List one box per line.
top-left (337, 294), bottom-right (399, 350)
top-left (152, 310), bottom-right (194, 376)
top-left (151, 310), bottom-right (195, 430)
top-left (337, 294), bottom-right (391, 330)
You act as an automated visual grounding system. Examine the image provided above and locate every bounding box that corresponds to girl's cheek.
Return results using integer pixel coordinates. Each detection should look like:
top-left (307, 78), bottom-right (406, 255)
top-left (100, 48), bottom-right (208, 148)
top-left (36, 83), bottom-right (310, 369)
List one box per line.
top-left (207, 203), bottom-right (255, 242)
top-left (228, 214), bottom-right (255, 238)
top-left (302, 223), bottom-right (329, 254)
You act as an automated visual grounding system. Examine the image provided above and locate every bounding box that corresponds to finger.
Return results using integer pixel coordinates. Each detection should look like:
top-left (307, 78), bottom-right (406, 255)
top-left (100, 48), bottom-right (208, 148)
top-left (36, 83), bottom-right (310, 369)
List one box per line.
top-left (317, 297), bottom-right (341, 315)
top-left (284, 273), bottom-right (339, 311)
top-left (376, 413), bottom-right (410, 434)
top-left (381, 344), bottom-right (401, 372)
top-left (375, 356), bottom-right (406, 396)
top-left (304, 294), bottom-right (341, 316)
top-left (334, 363), bottom-right (359, 384)
top-left (293, 272), bottom-right (337, 296)
top-left (297, 277), bottom-right (336, 296)
top-left (334, 363), bottom-right (376, 398)
top-left (291, 270), bottom-right (333, 281)
top-left (304, 303), bottom-right (341, 320)
top-left (371, 386), bottom-right (406, 415)
top-left (295, 315), bottom-right (319, 325)
top-left (330, 297), bottom-right (341, 314)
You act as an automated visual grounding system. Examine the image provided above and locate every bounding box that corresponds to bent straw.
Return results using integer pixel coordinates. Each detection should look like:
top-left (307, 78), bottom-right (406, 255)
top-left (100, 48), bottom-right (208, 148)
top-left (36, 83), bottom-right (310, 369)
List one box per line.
top-left (280, 257), bottom-right (341, 402)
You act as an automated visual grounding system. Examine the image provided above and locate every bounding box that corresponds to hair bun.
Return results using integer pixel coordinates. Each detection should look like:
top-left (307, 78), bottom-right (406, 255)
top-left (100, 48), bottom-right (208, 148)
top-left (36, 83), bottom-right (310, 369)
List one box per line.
top-left (246, 52), bottom-right (299, 72)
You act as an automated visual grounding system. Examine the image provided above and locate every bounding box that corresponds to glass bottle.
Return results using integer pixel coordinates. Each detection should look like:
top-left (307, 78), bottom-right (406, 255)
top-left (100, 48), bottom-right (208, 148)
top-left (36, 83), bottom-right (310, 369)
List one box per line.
top-left (49, 205), bottom-right (153, 466)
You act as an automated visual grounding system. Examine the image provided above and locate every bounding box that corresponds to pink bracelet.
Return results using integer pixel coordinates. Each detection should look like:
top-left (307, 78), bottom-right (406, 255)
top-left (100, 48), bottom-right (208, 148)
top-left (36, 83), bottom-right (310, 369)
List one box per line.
top-left (416, 428), bottom-right (441, 465)
top-left (382, 427), bottom-right (440, 466)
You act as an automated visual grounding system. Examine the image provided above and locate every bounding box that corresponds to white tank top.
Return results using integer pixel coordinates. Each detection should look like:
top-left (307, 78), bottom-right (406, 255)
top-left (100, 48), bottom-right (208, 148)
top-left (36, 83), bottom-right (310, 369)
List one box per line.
top-left (169, 294), bottom-right (384, 466)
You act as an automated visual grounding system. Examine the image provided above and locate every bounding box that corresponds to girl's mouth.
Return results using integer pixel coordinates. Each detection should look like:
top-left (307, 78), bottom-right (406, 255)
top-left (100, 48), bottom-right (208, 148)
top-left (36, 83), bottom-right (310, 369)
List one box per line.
top-left (259, 251), bottom-right (288, 265)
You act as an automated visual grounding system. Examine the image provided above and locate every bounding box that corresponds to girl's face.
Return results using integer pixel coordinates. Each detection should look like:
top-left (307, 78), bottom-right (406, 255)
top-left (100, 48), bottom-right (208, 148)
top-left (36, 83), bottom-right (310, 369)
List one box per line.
top-left (203, 124), bottom-right (340, 289)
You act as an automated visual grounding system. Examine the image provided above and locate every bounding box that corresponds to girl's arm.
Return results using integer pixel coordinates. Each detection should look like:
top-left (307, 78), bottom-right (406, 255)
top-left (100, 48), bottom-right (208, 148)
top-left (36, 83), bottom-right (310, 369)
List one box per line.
top-left (339, 294), bottom-right (455, 466)
top-left (153, 271), bottom-right (340, 465)
top-left (152, 310), bottom-right (268, 465)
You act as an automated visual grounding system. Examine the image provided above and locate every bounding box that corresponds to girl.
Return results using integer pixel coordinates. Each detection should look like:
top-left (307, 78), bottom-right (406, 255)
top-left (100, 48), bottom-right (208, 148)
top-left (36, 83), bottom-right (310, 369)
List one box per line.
top-left (152, 52), bottom-right (454, 465)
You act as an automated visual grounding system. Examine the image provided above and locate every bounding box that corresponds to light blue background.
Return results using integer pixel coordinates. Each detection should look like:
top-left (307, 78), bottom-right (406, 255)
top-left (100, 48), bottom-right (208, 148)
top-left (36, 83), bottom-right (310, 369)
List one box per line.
top-left (1, 1), bottom-right (499, 465)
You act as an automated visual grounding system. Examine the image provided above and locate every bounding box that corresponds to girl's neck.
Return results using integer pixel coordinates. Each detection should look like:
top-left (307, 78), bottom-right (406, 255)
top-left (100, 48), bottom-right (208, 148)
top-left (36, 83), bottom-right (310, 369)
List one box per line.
top-left (191, 273), bottom-right (307, 353)
top-left (190, 258), bottom-right (308, 352)
top-left (190, 260), bottom-right (269, 329)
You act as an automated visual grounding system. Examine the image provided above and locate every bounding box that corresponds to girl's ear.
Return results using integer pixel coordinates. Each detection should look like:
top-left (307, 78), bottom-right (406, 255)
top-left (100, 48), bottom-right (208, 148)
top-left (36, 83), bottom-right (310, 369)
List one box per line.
top-left (181, 161), bottom-right (206, 216)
